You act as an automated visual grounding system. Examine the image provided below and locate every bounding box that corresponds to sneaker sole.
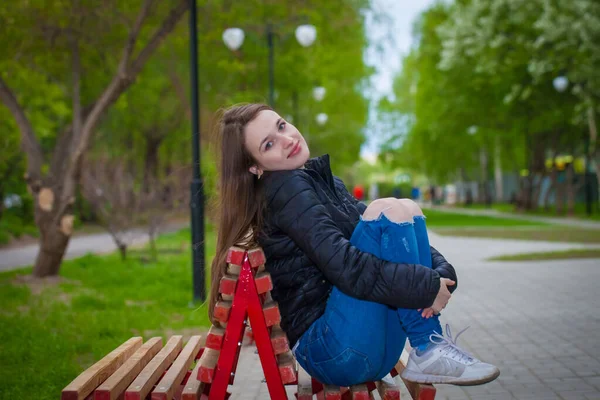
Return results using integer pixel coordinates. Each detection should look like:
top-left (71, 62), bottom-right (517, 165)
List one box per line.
top-left (401, 368), bottom-right (500, 386)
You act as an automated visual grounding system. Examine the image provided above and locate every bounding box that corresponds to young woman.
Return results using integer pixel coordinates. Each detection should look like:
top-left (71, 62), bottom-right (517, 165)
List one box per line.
top-left (209, 103), bottom-right (500, 387)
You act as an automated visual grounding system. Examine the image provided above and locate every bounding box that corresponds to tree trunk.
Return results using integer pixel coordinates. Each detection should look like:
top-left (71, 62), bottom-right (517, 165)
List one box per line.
top-left (478, 147), bottom-right (488, 204)
top-left (565, 164), bottom-right (577, 217)
top-left (587, 104), bottom-right (600, 195)
top-left (33, 212), bottom-right (72, 276)
top-left (0, 1), bottom-right (189, 277)
top-left (118, 242), bottom-right (127, 261)
top-left (556, 180), bottom-right (566, 215)
top-left (544, 168), bottom-right (557, 211)
top-left (143, 137), bottom-right (161, 191)
top-left (494, 137), bottom-right (503, 202)
top-left (0, 186), bottom-right (4, 222)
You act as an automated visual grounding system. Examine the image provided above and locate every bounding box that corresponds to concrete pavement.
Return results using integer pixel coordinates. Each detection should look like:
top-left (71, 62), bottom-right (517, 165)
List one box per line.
top-left (0, 223), bottom-right (188, 271)
top-left (229, 232), bottom-right (600, 399)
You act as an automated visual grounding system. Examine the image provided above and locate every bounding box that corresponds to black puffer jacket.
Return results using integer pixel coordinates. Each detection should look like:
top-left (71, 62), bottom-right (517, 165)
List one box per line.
top-left (259, 155), bottom-right (457, 347)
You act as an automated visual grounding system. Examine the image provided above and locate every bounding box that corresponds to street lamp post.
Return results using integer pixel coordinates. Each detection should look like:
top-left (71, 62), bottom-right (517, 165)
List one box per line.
top-left (189, 0), bottom-right (205, 303)
top-left (223, 23), bottom-right (317, 107)
top-left (553, 75), bottom-right (593, 216)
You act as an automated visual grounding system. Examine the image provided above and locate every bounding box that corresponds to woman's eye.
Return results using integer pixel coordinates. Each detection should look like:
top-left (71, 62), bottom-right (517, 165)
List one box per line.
top-left (278, 122), bottom-right (286, 131)
top-left (265, 141), bottom-right (273, 150)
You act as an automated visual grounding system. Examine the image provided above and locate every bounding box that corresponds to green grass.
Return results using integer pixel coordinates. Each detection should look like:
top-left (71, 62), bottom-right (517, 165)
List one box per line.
top-left (453, 202), bottom-right (600, 221)
top-left (488, 248), bottom-right (600, 261)
top-left (422, 208), bottom-right (549, 227)
top-left (0, 226), bottom-right (216, 400)
top-left (423, 208), bottom-right (600, 243)
top-left (433, 226), bottom-right (600, 243)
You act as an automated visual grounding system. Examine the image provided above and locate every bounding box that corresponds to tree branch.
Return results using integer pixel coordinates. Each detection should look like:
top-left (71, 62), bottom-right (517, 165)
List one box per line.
top-left (129, 0), bottom-right (189, 77)
top-left (0, 76), bottom-right (44, 180)
top-left (56, 0), bottom-right (189, 218)
top-left (118, 0), bottom-right (155, 76)
top-left (70, 35), bottom-right (83, 148)
top-left (77, 0), bottom-right (189, 157)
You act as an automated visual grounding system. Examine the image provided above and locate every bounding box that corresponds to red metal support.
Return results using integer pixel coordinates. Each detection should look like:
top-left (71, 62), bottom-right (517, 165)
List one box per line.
top-left (207, 253), bottom-right (288, 400)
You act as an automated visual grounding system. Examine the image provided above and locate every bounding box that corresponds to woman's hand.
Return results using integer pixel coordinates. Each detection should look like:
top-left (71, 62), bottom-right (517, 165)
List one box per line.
top-left (418, 278), bottom-right (455, 318)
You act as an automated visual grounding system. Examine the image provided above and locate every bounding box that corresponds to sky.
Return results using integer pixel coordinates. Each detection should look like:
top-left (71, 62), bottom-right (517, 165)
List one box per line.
top-left (361, 0), bottom-right (436, 162)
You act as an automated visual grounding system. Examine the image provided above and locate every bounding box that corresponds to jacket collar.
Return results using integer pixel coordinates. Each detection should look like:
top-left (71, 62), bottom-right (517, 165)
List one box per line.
top-left (305, 154), bottom-right (330, 172)
top-left (262, 154), bottom-right (335, 191)
top-left (305, 154), bottom-right (335, 189)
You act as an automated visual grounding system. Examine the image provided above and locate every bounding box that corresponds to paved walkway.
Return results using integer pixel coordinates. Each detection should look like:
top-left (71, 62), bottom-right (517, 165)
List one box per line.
top-left (0, 223), bottom-right (187, 271)
top-left (433, 205), bottom-right (600, 229)
top-left (230, 232), bottom-right (600, 400)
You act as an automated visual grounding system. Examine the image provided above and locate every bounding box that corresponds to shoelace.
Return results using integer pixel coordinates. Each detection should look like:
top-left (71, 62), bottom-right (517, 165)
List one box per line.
top-left (429, 324), bottom-right (474, 364)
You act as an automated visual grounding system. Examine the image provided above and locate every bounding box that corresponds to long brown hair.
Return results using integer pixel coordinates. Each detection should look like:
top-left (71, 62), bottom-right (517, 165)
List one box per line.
top-left (208, 103), bottom-right (272, 323)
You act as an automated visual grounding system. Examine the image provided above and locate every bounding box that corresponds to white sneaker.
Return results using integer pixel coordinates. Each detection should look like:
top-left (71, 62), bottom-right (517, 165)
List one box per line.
top-left (400, 324), bottom-right (500, 386)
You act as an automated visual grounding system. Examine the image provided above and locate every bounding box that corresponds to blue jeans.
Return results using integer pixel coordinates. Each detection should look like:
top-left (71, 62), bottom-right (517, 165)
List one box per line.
top-left (293, 215), bottom-right (442, 386)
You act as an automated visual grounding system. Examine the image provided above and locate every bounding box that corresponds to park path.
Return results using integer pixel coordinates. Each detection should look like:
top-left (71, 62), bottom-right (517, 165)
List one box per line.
top-left (432, 205), bottom-right (600, 229)
top-left (3, 213), bottom-right (600, 398)
top-left (230, 231), bottom-right (600, 400)
top-left (0, 223), bottom-right (187, 272)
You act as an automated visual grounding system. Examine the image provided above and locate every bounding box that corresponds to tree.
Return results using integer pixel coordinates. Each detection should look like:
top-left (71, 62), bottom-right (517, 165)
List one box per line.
top-left (380, 0), bottom-right (598, 212)
top-left (436, 0), bottom-right (597, 211)
top-left (0, 0), bottom-right (189, 276)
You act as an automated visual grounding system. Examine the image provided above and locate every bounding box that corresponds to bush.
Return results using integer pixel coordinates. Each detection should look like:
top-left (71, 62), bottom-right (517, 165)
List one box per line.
top-left (0, 210), bottom-right (38, 243)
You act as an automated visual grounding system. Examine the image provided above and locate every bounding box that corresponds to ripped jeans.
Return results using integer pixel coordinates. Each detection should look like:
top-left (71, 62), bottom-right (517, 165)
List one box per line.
top-left (293, 215), bottom-right (442, 386)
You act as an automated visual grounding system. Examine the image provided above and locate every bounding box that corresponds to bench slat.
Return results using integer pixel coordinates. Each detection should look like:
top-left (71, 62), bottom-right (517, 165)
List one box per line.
top-left (262, 301), bottom-right (281, 327)
top-left (255, 271), bottom-right (273, 295)
top-left (226, 263), bottom-right (241, 276)
top-left (218, 275), bottom-right (238, 296)
top-left (197, 347), bottom-right (220, 383)
top-left (181, 351), bottom-right (207, 400)
top-left (62, 337), bottom-right (142, 400)
top-left (94, 337), bottom-right (162, 400)
top-left (124, 336), bottom-right (183, 400)
top-left (247, 247), bottom-right (266, 268)
top-left (297, 364), bottom-right (313, 400)
top-left (393, 359), bottom-right (436, 400)
top-left (376, 380), bottom-right (400, 400)
top-left (214, 300), bottom-right (232, 323)
top-left (323, 385), bottom-right (342, 400)
top-left (270, 325), bottom-right (290, 355)
top-left (277, 351), bottom-right (297, 384)
top-left (205, 326), bottom-right (225, 350)
top-left (226, 246), bottom-right (245, 266)
top-left (151, 335), bottom-right (203, 400)
top-left (349, 384), bottom-right (370, 400)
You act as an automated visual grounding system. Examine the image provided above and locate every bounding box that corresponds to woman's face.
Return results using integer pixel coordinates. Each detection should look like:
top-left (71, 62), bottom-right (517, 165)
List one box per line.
top-left (244, 110), bottom-right (310, 172)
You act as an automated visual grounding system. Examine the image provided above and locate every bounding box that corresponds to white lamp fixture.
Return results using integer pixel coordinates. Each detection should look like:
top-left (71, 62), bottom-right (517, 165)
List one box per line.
top-left (313, 86), bottom-right (326, 102)
top-left (222, 28), bottom-right (245, 51)
top-left (295, 24), bottom-right (317, 47)
top-left (316, 113), bottom-right (328, 126)
top-left (553, 75), bottom-right (569, 93)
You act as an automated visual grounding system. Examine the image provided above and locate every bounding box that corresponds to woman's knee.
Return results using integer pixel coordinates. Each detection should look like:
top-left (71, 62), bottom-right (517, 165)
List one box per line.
top-left (363, 198), bottom-right (413, 223)
top-left (395, 198), bottom-right (424, 217)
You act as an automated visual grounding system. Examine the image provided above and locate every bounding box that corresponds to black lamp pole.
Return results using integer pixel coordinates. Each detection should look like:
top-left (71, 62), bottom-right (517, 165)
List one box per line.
top-left (584, 133), bottom-right (593, 216)
top-left (189, 0), bottom-right (205, 302)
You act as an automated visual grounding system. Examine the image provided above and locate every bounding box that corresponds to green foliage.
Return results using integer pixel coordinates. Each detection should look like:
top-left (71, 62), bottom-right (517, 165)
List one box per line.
top-left (0, 226), bottom-right (215, 399)
top-left (0, 212), bottom-right (38, 244)
top-left (379, 0), bottom-right (599, 184)
top-left (1, 0), bottom-right (374, 235)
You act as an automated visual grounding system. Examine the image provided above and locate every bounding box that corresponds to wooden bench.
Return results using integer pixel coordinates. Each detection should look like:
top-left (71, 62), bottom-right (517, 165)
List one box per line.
top-left (62, 246), bottom-right (436, 399)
